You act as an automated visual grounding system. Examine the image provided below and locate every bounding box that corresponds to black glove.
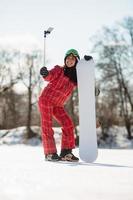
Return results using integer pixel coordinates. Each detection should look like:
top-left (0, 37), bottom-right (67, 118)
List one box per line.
top-left (84, 55), bottom-right (93, 61)
top-left (95, 88), bottom-right (100, 96)
top-left (40, 67), bottom-right (49, 77)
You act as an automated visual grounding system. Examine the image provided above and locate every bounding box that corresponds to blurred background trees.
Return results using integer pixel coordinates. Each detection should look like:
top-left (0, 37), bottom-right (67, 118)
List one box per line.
top-left (92, 16), bottom-right (133, 140)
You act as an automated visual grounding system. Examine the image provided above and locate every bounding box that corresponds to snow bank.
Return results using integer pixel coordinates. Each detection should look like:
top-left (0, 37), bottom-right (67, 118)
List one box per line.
top-left (0, 126), bottom-right (61, 146)
top-left (0, 126), bottom-right (133, 149)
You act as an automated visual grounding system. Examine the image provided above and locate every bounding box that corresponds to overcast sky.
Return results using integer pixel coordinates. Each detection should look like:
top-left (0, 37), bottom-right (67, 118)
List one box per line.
top-left (0, 0), bottom-right (133, 67)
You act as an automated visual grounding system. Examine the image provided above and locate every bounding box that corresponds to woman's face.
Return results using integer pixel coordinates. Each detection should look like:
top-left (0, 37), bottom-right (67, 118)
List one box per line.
top-left (65, 54), bottom-right (77, 68)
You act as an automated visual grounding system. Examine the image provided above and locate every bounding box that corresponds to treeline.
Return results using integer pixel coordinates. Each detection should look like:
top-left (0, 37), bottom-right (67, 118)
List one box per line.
top-left (93, 16), bottom-right (133, 139)
top-left (0, 16), bottom-right (133, 141)
top-left (0, 50), bottom-right (42, 138)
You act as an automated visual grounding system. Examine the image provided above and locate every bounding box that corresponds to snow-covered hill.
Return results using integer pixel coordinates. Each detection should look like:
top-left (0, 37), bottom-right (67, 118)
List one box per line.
top-left (0, 145), bottom-right (133, 200)
top-left (0, 126), bottom-right (133, 149)
top-left (0, 126), bottom-right (61, 146)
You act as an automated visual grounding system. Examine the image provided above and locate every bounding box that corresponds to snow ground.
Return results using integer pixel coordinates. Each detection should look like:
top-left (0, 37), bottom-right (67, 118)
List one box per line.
top-left (0, 145), bottom-right (133, 200)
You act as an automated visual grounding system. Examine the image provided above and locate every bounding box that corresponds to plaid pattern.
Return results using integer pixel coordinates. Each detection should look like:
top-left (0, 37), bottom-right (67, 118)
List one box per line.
top-left (40, 66), bottom-right (76, 106)
top-left (38, 65), bottom-right (76, 155)
top-left (53, 107), bottom-right (75, 150)
top-left (39, 101), bottom-right (56, 154)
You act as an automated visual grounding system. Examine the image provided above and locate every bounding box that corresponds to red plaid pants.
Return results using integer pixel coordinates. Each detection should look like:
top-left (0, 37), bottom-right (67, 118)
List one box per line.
top-left (39, 98), bottom-right (75, 155)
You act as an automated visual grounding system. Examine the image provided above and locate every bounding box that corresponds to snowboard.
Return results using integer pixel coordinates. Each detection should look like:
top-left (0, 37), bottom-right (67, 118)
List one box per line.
top-left (76, 56), bottom-right (98, 163)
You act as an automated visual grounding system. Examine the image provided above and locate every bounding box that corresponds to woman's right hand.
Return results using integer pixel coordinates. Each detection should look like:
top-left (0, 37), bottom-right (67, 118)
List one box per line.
top-left (40, 67), bottom-right (49, 77)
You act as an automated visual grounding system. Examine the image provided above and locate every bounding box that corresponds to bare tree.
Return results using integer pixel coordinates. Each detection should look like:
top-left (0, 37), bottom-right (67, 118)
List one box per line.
top-left (121, 16), bottom-right (133, 45)
top-left (92, 18), bottom-right (133, 139)
top-left (18, 51), bottom-right (42, 138)
top-left (0, 49), bottom-right (20, 129)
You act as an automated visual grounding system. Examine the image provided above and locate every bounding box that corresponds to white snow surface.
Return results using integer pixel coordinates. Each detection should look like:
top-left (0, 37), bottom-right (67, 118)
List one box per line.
top-left (0, 145), bottom-right (133, 200)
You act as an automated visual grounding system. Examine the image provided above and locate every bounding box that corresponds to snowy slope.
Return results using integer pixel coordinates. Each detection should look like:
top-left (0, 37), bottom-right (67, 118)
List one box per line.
top-left (0, 145), bottom-right (133, 200)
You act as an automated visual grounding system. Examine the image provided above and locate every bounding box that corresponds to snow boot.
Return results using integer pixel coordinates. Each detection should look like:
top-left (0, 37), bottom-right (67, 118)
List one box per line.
top-left (60, 149), bottom-right (79, 162)
top-left (45, 153), bottom-right (60, 161)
